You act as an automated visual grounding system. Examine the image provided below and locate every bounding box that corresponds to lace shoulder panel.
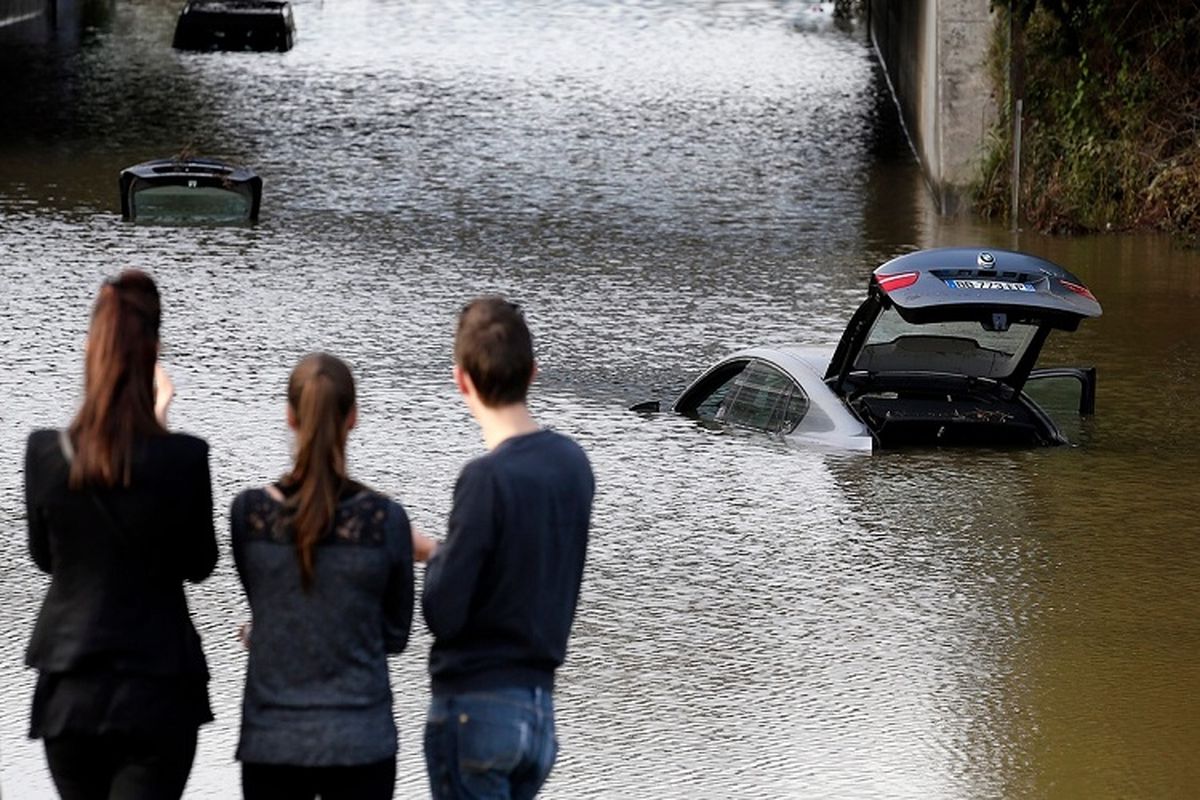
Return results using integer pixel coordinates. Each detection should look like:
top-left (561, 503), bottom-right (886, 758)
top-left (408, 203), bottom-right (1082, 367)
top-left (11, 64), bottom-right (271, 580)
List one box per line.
top-left (331, 492), bottom-right (391, 546)
top-left (241, 490), bottom-right (285, 544)
top-left (239, 489), bottom-right (391, 547)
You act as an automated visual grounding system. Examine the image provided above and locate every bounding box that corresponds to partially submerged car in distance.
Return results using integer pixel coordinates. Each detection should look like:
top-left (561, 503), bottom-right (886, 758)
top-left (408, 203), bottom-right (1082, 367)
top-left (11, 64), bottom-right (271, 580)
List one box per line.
top-left (661, 247), bottom-right (1101, 451)
top-left (172, 0), bottom-right (296, 53)
top-left (119, 157), bottom-right (263, 224)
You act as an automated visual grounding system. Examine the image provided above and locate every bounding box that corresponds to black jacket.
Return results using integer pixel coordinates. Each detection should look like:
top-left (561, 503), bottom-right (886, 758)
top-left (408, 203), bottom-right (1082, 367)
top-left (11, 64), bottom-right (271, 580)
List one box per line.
top-left (24, 429), bottom-right (218, 678)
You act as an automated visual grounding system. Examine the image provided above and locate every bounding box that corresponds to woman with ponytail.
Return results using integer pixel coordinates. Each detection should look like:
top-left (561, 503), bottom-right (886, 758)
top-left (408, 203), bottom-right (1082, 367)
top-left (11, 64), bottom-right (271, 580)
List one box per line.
top-left (23, 270), bottom-right (218, 799)
top-left (230, 353), bottom-right (414, 800)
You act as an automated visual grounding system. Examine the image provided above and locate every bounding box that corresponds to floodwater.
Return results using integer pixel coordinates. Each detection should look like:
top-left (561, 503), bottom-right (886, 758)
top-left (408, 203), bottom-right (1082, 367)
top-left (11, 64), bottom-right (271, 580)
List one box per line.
top-left (1, 1), bottom-right (1198, 797)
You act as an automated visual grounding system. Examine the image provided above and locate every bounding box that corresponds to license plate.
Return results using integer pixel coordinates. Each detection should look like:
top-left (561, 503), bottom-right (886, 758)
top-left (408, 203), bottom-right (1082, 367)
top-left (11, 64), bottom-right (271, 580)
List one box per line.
top-left (944, 279), bottom-right (1036, 292)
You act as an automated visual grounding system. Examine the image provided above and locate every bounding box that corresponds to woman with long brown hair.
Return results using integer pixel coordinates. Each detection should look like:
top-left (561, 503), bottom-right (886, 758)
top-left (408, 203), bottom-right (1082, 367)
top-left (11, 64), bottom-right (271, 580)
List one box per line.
top-left (230, 353), bottom-right (414, 800)
top-left (23, 270), bottom-right (218, 799)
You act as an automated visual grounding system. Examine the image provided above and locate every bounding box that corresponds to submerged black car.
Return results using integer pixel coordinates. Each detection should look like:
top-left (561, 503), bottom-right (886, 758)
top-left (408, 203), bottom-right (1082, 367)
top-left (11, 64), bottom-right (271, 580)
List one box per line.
top-left (119, 158), bottom-right (263, 224)
top-left (172, 0), bottom-right (296, 53)
top-left (667, 248), bottom-right (1102, 450)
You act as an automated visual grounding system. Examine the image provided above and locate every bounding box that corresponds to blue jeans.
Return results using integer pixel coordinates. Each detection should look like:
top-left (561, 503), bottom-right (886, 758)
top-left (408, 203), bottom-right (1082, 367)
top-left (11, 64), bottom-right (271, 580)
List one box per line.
top-left (424, 687), bottom-right (557, 800)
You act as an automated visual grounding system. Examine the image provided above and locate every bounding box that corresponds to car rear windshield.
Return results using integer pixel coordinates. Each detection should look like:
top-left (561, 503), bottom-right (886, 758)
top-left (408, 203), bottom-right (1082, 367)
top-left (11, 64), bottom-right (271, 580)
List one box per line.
top-left (133, 185), bottom-right (252, 224)
top-left (853, 306), bottom-right (1039, 380)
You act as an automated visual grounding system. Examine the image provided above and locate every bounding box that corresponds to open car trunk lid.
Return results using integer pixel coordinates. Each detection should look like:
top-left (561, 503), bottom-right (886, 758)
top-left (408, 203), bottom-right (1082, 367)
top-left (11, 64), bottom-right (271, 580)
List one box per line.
top-left (826, 248), bottom-right (1102, 396)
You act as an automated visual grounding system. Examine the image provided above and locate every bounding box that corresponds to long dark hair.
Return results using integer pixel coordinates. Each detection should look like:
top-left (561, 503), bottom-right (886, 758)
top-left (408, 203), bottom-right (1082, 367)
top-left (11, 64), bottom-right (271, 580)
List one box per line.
top-left (281, 353), bottom-right (356, 589)
top-left (69, 270), bottom-right (165, 488)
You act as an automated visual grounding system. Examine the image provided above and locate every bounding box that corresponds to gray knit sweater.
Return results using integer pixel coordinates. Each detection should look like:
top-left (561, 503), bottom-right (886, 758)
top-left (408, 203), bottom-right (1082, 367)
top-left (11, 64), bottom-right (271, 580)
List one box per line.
top-left (230, 485), bottom-right (413, 766)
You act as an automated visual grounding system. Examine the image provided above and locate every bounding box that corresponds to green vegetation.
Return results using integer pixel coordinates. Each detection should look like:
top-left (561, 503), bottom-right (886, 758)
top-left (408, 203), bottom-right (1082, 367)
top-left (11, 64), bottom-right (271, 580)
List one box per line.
top-left (977, 1), bottom-right (1200, 238)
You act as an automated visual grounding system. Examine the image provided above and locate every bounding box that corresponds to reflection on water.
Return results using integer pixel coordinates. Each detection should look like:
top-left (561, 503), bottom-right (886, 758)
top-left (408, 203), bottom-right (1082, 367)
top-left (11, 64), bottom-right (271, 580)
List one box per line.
top-left (2, 1), bottom-right (1199, 798)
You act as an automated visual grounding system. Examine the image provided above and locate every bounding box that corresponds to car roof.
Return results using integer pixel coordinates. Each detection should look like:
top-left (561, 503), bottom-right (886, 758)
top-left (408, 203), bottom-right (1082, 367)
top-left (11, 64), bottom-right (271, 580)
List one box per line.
top-left (120, 157), bottom-right (260, 184)
top-left (671, 346), bottom-right (873, 449)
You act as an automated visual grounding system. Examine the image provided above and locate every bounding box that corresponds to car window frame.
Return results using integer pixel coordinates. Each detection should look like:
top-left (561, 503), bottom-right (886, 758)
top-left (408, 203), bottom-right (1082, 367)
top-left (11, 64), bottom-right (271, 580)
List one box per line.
top-left (712, 359), bottom-right (809, 435)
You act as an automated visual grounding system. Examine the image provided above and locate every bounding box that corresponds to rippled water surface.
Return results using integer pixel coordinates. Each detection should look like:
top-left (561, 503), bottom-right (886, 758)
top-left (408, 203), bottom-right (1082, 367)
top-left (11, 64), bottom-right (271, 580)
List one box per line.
top-left (2, 1), bottom-right (1199, 798)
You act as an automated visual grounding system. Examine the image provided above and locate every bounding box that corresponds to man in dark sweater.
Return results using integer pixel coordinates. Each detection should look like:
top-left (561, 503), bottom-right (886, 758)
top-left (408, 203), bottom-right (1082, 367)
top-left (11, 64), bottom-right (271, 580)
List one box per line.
top-left (414, 297), bottom-right (593, 799)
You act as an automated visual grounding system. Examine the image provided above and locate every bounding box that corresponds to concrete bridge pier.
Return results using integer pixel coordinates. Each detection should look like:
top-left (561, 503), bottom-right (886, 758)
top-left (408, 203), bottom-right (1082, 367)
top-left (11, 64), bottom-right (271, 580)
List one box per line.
top-left (868, 0), bottom-right (998, 215)
top-left (0, 0), bottom-right (98, 45)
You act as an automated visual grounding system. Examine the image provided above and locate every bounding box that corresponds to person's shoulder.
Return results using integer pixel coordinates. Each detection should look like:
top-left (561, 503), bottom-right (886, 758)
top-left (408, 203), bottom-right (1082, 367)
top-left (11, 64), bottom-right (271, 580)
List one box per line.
top-left (348, 486), bottom-right (409, 522)
top-left (356, 485), bottom-right (400, 509)
top-left (540, 430), bottom-right (591, 464)
top-left (144, 432), bottom-right (209, 461)
top-left (149, 433), bottom-right (210, 474)
top-left (373, 493), bottom-right (413, 542)
top-left (540, 431), bottom-right (594, 492)
top-left (25, 429), bottom-right (65, 469)
top-left (460, 451), bottom-right (498, 478)
top-left (340, 487), bottom-right (411, 552)
top-left (232, 485), bottom-right (270, 505)
top-left (542, 428), bottom-right (585, 450)
top-left (26, 429), bottom-right (60, 454)
top-left (164, 432), bottom-right (209, 454)
top-left (230, 485), bottom-right (276, 530)
top-left (345, 481), bottom-right (388, 505)
top-left (452, 454), bottom-right (501, 498)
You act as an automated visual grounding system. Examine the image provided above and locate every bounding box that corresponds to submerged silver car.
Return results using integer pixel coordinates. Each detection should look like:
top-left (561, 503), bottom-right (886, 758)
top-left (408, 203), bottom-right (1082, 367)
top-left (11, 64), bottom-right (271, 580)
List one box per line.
top-left (665, 247), bottom-right (1102, 451)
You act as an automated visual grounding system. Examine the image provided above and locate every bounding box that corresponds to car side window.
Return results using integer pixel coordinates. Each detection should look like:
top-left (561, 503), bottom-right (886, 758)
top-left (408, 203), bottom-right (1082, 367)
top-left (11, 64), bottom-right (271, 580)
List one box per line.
top-left (694, 365), bottom-right (746, 422)
top-left (780, 382), bottom-right (810, 432)
top-left (716, 361), bottom-right (809, 433)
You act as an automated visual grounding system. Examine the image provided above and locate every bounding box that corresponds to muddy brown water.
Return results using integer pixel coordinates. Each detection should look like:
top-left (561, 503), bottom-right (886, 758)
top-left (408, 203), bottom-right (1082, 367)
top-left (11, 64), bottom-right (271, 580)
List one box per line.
top-left (2, 1), bottom-right (1197, 797)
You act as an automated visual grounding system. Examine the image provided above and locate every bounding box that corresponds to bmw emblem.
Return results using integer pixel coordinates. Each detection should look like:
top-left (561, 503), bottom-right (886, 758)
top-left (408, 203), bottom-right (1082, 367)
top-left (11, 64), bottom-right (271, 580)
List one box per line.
top-left (978, 251), bottom-right (996, 270)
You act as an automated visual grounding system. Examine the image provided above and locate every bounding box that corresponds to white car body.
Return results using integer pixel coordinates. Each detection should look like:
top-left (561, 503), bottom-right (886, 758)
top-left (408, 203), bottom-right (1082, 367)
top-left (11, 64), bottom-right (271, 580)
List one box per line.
top-left (675, 345), bottom-right (874, 452)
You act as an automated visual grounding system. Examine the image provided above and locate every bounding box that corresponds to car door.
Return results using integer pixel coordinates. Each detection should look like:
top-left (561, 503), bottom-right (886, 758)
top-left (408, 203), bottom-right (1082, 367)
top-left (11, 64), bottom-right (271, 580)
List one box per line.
top-left (1023, 367), bottom-right (1097, 414)
top-left (1022, 366), bottom-right (1097, 442)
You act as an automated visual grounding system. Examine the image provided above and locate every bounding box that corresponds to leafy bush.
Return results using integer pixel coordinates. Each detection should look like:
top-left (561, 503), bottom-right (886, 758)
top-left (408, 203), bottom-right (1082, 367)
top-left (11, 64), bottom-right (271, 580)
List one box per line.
top-left (978, 1), bottom-right (1200, 238)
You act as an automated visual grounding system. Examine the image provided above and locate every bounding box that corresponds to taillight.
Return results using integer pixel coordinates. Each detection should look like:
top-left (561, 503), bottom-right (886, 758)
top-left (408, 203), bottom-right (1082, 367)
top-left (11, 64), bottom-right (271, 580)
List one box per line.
top-left (877, 271), bottom-right (919, 292)
top-left (1059, 279), bottom-right (1097, 302)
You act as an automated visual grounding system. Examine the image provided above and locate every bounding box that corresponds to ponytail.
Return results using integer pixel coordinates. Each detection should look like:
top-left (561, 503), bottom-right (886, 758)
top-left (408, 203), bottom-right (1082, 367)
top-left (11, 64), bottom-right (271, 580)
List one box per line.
top-left (70, 271), bottom-right (164, 488)
top-left (282, 354), bottom-right (356, 589)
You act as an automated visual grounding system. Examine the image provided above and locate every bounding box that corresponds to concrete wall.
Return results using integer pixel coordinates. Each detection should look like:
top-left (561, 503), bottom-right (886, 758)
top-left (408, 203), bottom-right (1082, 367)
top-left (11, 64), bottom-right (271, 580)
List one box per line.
top-left (869, 0), bottom-right (997, 214)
